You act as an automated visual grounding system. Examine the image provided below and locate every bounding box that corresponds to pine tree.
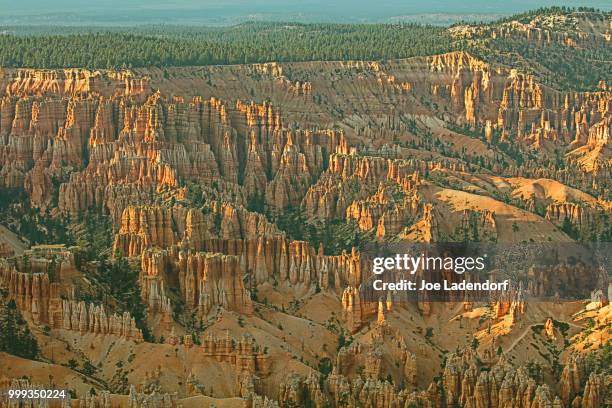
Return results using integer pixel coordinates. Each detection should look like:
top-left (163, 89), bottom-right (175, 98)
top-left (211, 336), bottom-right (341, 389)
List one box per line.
top-left (0, 298), bottom-right (39, 359)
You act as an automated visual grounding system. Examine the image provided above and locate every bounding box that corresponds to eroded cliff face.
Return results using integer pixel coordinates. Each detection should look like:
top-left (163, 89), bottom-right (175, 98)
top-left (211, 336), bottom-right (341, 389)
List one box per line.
top-left (1, 53), bottom-right (609, 225)
top-left (0, 51), bottom-right (610, 407)
top-left (0, 256), bottom-right (143, 342)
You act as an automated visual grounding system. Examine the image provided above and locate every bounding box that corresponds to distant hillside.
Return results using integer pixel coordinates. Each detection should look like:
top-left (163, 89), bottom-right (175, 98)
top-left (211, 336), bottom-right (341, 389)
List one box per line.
top-left (452, 8), bottom-right (612, 90)
top-left (0, 7), bottom-right (610, 90)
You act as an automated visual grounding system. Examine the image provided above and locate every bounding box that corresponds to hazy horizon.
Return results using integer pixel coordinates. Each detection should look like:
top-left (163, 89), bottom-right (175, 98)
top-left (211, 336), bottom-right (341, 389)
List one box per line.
top-left (1, 0), bottom-right (610, 25)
